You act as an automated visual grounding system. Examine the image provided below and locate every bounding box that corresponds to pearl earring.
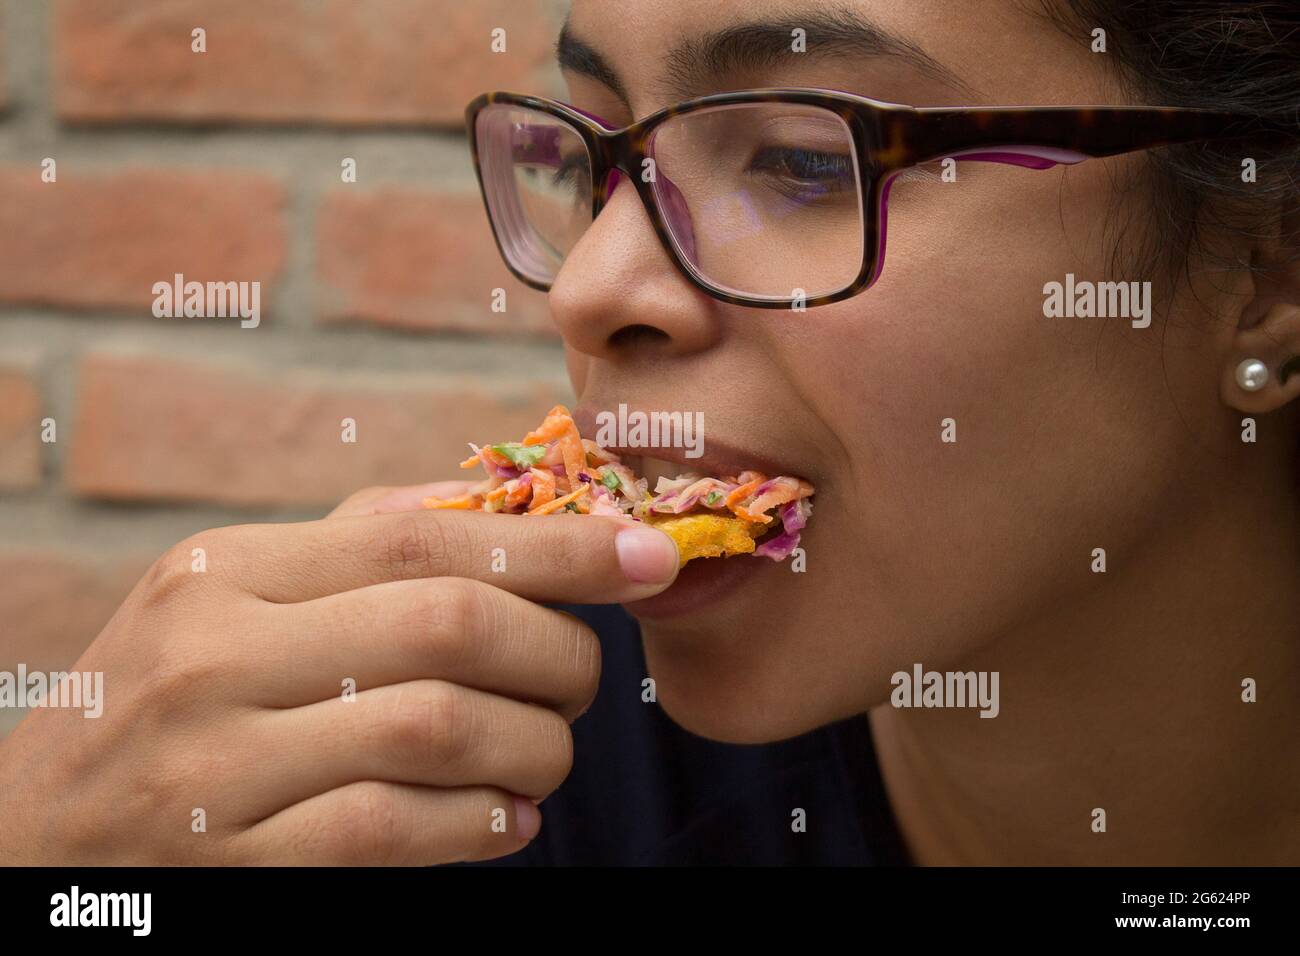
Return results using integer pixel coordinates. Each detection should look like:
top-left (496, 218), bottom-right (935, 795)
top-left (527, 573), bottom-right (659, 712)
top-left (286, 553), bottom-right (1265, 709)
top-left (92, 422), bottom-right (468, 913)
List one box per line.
top-left (1236, 358), bottom-right (1269, 392)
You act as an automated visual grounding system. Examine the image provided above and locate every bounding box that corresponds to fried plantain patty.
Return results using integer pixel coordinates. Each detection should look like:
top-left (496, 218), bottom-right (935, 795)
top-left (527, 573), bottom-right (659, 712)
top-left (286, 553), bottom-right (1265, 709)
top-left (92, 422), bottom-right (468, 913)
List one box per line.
top-left (644, 512), bottom-right (767, 567)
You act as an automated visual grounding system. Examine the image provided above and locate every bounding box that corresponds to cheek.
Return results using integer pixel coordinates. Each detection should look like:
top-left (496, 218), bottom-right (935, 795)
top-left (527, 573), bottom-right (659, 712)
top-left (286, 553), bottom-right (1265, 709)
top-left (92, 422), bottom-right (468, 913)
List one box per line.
top-left (796, 161), bottom-right (1189, 662)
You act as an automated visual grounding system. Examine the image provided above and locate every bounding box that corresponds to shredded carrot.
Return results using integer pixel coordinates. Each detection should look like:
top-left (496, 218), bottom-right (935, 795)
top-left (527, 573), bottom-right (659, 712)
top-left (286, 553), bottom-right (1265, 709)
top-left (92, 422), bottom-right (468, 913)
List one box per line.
top-left (458, 454), bottom-right (481, 469)
top-left (523, 405), bottom-right (573, 445)
top-left (725, 477), bottom-right (771, 524)
top-left (528, 467), bottom-right (556, 508)
top-left (423, 494), bottom-right (478, 510)
top-left (558, 435), bottom-right (587, 489)
top-left (745, 477), bottom-right (813, 519)
top-left (484, 487), bottom-right (509, 504)
top-left (505, 479), bottom-right (532, 509)
top-left (724, 477), bottom-right (763, 508)
top-left (527, 484), bottom-right (589, 515)
top-left (524, 404), bottom-right (587, 489)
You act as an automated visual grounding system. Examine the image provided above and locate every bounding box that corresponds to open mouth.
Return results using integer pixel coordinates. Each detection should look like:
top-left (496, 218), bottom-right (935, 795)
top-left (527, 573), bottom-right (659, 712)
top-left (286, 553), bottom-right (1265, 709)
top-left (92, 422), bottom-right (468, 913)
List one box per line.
top-left (423, 404), bottom-right (814, 566)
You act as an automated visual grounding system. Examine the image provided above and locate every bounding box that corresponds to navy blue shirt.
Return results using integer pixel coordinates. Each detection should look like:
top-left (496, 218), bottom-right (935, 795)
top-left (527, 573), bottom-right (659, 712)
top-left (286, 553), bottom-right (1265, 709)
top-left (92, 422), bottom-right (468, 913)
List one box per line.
top-left (474, 604), bottom-right (910, 866)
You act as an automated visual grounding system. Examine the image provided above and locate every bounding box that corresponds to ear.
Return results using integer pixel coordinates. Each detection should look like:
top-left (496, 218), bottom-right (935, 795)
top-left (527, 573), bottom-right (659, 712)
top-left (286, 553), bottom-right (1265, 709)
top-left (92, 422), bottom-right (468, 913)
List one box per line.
top-left (1219, 212), bottom-right (1300, 415)
top-left (1220, 304), bottom-right (1300, 414)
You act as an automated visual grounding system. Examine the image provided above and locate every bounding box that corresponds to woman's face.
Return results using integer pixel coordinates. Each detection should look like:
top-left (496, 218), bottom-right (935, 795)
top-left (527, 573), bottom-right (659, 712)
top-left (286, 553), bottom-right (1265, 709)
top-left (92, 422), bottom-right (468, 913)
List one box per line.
top-left (551, 0), bottom-right (1244, 742)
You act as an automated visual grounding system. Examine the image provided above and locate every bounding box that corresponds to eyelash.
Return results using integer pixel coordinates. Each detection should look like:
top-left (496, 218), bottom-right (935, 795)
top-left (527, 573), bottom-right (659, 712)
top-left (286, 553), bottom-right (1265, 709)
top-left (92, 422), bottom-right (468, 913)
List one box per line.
top-left (536, 148), bottom-right (947, 202)
top-left (747, 146), bottom-right (856, 195)
top-left (548, 154), bottom-right (591, 188)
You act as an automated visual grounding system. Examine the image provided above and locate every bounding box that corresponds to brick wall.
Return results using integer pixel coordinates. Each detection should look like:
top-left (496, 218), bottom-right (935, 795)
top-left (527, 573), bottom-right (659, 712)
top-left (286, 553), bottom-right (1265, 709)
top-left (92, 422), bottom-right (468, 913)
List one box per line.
top-left (0, 0), bottom-right (572, 732)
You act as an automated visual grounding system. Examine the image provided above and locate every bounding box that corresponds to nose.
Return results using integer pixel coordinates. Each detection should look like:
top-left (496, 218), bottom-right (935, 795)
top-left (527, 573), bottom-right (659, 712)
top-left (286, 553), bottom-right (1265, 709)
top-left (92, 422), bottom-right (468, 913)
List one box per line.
top-left (548, 173), bottom-right (720, 360)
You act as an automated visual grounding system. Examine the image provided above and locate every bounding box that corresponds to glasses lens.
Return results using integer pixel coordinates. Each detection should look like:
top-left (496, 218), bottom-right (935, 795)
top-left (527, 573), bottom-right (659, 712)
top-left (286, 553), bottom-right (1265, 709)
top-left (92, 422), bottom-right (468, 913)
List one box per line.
top-left (475, 103), bottom-right (593, 286)
top-left (650, 103), bottom-right (864, 301)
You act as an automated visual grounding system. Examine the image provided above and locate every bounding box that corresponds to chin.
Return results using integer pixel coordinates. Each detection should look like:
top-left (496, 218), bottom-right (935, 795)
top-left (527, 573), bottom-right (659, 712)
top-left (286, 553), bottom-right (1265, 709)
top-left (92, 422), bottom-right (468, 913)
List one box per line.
top-left (624, 522), bottom-right (896, 741)
top-left (637, 617), bottom-right (844, 744)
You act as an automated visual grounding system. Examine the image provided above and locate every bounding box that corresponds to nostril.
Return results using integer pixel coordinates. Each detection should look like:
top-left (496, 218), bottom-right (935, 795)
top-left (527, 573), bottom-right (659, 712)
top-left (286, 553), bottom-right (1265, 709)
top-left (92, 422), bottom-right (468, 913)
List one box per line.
top-left (609, 323), bottom-right (671, 349)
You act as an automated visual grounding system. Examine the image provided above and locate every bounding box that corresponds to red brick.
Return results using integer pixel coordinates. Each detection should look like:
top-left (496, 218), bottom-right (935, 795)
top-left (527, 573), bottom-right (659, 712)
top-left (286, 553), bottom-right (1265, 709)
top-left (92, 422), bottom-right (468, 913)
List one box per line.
top-left (55, 0), bottom-right (562, 127)
top-left (68, 353), bottom-right (569, 508)
top-left (0, 367), bottom-right (42, 489)
top-left (316, 188), bottom-right (554, 336)
top-left (0, 168), bottom-right (287, 313)
top-left (0, 552), bottom-right (151, 677)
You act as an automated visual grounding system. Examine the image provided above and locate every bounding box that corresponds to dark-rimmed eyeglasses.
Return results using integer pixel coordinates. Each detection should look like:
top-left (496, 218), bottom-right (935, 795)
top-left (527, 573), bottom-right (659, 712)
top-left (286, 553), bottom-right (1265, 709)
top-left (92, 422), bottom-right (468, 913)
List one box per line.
top-left (466, 88), bottom-right (1264, 309)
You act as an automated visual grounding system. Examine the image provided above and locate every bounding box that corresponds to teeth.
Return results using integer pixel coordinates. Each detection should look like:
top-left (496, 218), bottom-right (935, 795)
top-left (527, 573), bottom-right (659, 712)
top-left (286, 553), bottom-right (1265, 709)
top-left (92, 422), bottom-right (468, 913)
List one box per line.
top-left (613, 453), bottom-right (713, 490)
top-left (640, 456), bottom-right (684, 488)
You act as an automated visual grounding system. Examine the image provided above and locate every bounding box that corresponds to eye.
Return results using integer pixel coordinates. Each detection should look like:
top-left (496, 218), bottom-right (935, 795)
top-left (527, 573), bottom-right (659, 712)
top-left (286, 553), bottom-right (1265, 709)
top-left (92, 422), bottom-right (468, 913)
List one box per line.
top-left (549, 152), bottom-right (590, 190)
top-left (747, 146), bottom-right (856, 200)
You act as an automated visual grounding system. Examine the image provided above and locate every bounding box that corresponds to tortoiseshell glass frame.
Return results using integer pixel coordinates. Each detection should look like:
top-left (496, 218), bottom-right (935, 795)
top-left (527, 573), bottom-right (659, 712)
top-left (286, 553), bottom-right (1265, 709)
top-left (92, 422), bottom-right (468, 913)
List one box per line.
top-left (466, 89), bottom-right (1258, 309)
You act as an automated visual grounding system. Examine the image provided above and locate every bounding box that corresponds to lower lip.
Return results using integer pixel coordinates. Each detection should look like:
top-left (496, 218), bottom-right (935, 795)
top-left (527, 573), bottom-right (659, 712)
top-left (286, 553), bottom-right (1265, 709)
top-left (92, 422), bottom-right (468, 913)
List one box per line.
top-left (622, 550), bottom-right (766, 619)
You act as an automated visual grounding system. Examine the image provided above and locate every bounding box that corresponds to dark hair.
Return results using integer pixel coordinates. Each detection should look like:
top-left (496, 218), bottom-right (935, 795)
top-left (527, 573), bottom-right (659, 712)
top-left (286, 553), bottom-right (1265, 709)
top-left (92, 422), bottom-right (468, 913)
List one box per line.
top-left (1046, 1), bottom-right (1299, 291)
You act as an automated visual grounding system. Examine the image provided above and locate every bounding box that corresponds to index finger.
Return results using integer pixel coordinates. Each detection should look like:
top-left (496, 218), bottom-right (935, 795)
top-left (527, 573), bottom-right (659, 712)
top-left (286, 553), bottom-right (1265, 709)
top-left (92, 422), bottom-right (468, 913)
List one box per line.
top-left (232, 508), bottom-right (680, 604)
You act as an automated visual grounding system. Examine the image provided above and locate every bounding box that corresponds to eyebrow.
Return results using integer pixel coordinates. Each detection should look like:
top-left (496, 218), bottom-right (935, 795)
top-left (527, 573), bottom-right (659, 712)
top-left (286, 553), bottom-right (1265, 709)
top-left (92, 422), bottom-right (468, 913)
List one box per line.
top-left (556, 27), bottom-right (631, 104)
top-left (556, 7), bottom-right (978, 107)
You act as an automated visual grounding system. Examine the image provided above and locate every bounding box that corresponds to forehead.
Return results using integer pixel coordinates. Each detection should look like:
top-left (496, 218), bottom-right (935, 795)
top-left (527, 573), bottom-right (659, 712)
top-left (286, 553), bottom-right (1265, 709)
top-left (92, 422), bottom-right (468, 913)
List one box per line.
top-left (563, 0), bottom-right (1109, 110)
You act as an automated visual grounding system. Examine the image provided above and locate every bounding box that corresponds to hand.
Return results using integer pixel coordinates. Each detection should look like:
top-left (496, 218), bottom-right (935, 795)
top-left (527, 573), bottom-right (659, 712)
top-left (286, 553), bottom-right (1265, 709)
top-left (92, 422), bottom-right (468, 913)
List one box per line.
top-left (0, 482), bottom-right (679, 864)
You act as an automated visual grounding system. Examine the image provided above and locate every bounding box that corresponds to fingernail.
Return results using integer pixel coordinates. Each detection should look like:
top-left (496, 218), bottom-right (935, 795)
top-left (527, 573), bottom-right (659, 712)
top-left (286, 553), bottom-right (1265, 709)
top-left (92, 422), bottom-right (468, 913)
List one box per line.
top-left (615, 526), bottom-right (680, 584)
top-left (512, 795), bottom-right (541, 841)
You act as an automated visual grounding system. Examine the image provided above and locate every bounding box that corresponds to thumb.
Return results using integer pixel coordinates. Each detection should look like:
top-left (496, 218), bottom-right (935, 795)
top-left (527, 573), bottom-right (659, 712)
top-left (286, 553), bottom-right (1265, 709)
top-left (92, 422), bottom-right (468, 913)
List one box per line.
top-left (328, 481), bottom-right (475, 518)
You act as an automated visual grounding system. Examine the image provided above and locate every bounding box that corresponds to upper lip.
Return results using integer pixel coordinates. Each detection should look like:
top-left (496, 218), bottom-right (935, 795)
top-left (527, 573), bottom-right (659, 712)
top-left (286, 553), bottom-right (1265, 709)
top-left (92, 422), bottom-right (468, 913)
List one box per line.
top-left (571, 404), bottom-right (807, 481)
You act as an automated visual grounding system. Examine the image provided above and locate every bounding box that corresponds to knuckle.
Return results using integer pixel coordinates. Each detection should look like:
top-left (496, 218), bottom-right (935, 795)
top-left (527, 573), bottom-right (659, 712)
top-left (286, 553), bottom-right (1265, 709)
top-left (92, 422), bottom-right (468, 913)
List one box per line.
top-left (427, 577), bottom-right (484, 637)
top-left (399, 579), bottom-right (489, 674)
top-left (511, 517), bottom-right (584, 582)
top-left (332, 782), bottom-right (406, 865)
top-left (136, 535), bottom-right (210, 611)
top-left (422, 683), bottom-right (471, 769)
top-left (543, 522), bottom-right (588, 580)
top-left (139, 641), bottom-right (229, 717)
top-left (134, 525), bottom-right (247, 613)
top-left (379, 514), bottom-right (455, 581)
top-left (389, 682), bottom-right (469, 772)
